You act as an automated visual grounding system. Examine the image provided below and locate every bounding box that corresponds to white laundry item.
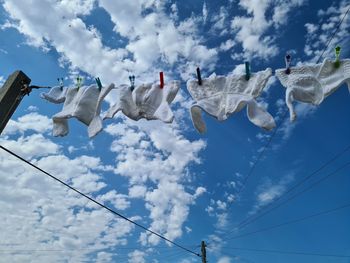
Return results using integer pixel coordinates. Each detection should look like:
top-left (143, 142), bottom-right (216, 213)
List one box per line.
top-left (87, 83), bottom-right (115, 138)
top-left (187, 68), bottom-right (275, 133)
top-left (103, 81), bottom-right (180, 123)
top-left (40, 86), bottom-right (68, 104)
top-left (52, 85), bottom-right (107, 137)
top-left (275, 64), bottom-right (323, 121)
top-left (317, 58), bottom-right (350, 97)
top-left (276, 58), bottom-right (350, 121)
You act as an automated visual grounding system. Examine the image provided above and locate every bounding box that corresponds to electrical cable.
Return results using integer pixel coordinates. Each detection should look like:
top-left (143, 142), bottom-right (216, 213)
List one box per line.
top-left (233, 159), bottom-right (350, 231)
top-left (220, 247), bottom-right (350, 258)
top-left (0, 145), bottom-right (201, 258)
top-left (220, 144), bottom-right (350, 241)
top-left (220, 4), bottom-right (350, 240)
top-left (224, 201), bottom-right (350, 241)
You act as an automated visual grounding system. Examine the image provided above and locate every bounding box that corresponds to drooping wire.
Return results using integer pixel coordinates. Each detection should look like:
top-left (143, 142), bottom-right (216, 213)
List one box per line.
top-left (0, 145), bottom-right (201, 258)
top-left (220, 143), bottom-right (350, 240)
top-left (316, 5), bottom-right (350, 64)
top-left (222, 159), bottom-right (350, 240)
top-left (219, 246), bottom-right (350, 259)
top-left (223, 3), bottom-right (350, 225)
top-left (224, 201), bottom-right (350, 241)
top-left (227, 3), bottom-right (350, 210)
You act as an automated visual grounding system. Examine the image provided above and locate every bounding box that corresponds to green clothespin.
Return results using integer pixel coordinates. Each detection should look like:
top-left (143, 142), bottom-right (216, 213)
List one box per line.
top-left (129, 75), bottom-right (135, 91)
top-left (95, 77), bottom-right (102, 91)
top-left (76, 76), bottom-right (83, 89)
top-left (334, 46), bottom-right (341, 68)
top-left (245, 62), bottom-right (251, 81)
top-left (57, 77), bottom-right (64, 90)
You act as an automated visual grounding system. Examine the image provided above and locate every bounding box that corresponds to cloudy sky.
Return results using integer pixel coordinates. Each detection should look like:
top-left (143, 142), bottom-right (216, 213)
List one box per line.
top-left (0, 0), bottom-right (350, 262)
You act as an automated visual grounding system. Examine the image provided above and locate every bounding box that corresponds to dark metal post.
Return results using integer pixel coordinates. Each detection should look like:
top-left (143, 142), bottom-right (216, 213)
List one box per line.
top-left (201, 241), bottom-right (207, 263)
top-left (0, 71), bottom-right (31, 135)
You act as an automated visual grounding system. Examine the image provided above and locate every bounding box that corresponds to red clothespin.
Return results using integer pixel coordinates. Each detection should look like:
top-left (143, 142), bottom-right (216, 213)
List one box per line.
top-left (159, 72), bottom-right (164, 89)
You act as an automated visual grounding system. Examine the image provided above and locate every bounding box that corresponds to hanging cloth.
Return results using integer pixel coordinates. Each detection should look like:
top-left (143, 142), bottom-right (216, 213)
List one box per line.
top-left (275, 58), bottom-right (350, 121)
top-left (187, 68), bottom-right (275, 133)
top-left (103, 81), bottom-right (180, 123)
top-left (41, 84), bottom-right (113, 137)
top-left (40, 86), bottom-right (68, 104)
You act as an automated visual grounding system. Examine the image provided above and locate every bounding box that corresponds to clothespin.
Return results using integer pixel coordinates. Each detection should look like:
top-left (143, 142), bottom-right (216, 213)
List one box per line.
top-left (196, 67), bottom-right (202, 85)
top-left (129, 75), bottom-right (135, 91)
top-left (57, 77), bottom-right (64, 90)
top-left (285, 54), bottom-right (291, 74)
top-left (334, 46), bottom-right (341, 68)
top-left (245, 62), bottom-right (250, 81)
top-left (95, 77), bottom-right (102, 91)
top-left (159, 72), bottom-right (164, 89)
top-left (76, 76), bottom-right (83, 90)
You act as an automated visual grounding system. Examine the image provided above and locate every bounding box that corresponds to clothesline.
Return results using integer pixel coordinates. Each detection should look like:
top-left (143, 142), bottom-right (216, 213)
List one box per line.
top-left (41, 56), bottom-right (350, 138)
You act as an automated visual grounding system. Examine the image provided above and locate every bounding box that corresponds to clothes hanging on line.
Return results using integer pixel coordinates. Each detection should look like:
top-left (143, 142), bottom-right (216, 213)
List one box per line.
top-left (40, 86), bottom-right (67, 104)
top-left (41, 84), bottom-right (113, 137)
top-left (103, 81), bottom-right (180, 123)
top-left (187, 68), bottom-right (276, 133)
top-left (275, 58), bottom-right (350, 121)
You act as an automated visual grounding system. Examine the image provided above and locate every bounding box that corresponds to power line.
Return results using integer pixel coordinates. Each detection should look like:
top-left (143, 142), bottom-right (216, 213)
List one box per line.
top-left (316, 5), bottom-right (350, 64)
top-left (222, 4), bottom-right (350, 238)
top-left (223, 144), bottom-right (350, 235)
top-left (219, 247), bottom-right (350, 259)
top-left (231, 159), bottom-right (350, 233)
top-left (227, 3), bottom-right (350, 202)
top-left (224, 202), bottom-right (350, 241)
top-left (0, 145), bottom-right (200, 258)
top-left (220, 143), bottom-right (350, 241)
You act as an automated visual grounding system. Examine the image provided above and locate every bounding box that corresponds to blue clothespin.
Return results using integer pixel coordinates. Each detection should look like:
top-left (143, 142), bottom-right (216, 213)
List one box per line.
top-left (196, 67), bottom-right (202, 85)
top-left (95, 77), bottom-right (102, 91)
top-left (285, 54), bottom-right (291, 74)
top-left (129, 75), bottom-right (135, 91)
top-left (245, 62), bottom-right (251, 81)
top-left (57, 77), bottom-right (64, 90)
top-left (334, 46), bottom-right (341, 68)
top-left (76, 76), bottom-right (83, 90)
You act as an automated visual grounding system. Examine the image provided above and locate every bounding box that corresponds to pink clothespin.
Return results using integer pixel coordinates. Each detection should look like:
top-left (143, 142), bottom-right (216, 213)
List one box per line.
top-left (159, 72), bottom-right (164, 89)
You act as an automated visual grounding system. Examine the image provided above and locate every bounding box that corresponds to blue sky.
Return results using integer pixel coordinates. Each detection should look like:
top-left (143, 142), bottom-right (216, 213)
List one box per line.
top-left (0, 0), bottom-right (350, 262)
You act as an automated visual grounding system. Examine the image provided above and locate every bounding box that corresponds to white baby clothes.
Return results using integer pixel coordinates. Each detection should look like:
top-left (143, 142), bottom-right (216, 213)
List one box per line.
top-left (40, 86), bottom-right (68, 104)
top-left (275, 58), bottom-right (350, 121)
top-left (87, 83), bottom-right (115, 138)
top-left (187, 68), bottom-right (276, 133)
top-left (317, 58), bottom-right (350, 98)
top-left (104, 81), bottom-right (180, 123)
top-left (42, 84), bottom-right (113, 137)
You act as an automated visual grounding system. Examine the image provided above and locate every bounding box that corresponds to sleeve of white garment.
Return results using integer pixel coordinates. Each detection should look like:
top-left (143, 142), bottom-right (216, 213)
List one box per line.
top-left (246, 100), bottom-right (276, 130)
top-left (40, 86), bottom-right (67, 104)
top-left (103, 85), bottom-right (139, 120)
top-left (88, 83), bottom-right (115, 138)
top-left (152, 81), bottom-right (181, 123)
top-left (275, 65), bottom-right (324, 122)
top-left (317, 58), bottom-right (350, 98)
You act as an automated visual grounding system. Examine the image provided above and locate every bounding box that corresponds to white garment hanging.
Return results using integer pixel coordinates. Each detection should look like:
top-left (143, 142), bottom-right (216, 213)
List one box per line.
top-left (42, 84), bottom-right (113, 137)
top-left (103, 81), bottom-right (180, 123)
top-left (40, 86), bottom-right (68, 104)
top-left (275, 58), bottom-right (350, 121)
top-left (187, 68), bottom-right (275, 133)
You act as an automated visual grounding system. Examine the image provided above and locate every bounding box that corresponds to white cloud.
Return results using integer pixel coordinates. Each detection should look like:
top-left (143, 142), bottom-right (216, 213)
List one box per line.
top-left (230, 0), bottom-right (306, 60)
top-left (0, 130), bottom-right (136, 262)
top-left (105, 116), bottom-right (207, 245)
top-left (217, 256), bottom-right (231, 263)
top-left (128, 250), bottom-right (146, 263)
top-left (2, 112), bottom-right (52, 136)
top-left (304, 0), bottom-right (350, 61)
